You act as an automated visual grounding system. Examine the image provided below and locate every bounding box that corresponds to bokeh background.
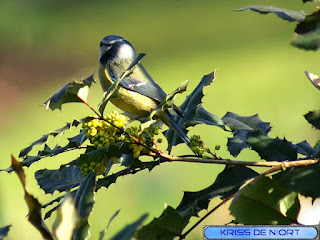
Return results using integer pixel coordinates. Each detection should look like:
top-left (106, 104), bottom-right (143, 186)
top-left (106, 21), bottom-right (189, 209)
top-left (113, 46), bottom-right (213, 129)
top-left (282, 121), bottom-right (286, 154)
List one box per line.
top-left (1, 0), bottom-right (319, 239)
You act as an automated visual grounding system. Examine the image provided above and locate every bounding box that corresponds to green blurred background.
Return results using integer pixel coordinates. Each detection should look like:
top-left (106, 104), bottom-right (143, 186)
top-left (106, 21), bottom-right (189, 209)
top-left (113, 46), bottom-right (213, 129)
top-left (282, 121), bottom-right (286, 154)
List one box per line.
top-left (0, 0), bottom-right (319, 239)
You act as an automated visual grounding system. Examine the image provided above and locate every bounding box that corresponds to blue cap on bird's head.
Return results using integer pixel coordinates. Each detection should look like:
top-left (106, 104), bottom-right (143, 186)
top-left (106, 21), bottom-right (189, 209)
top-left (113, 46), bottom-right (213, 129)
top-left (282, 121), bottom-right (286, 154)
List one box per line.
top-left (99, 35), bottom-right (136, 64)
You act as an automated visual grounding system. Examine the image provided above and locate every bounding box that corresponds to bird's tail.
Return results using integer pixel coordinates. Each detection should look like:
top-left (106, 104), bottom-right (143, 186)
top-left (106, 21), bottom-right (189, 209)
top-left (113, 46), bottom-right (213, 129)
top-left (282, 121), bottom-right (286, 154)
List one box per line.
top-left (162, 110), bottom-right (191, 149)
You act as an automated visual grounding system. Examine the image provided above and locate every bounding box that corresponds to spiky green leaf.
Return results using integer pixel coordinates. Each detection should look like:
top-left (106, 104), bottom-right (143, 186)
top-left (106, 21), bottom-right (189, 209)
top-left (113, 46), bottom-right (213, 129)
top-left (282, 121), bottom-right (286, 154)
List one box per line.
top-left (44, 75), bottom-right (94, 111)
top-left (35, 166), bottom-right (82, 194)
top-left (230, 176), bottom-right (300, 224)
top-left (236, 5), bottom-right (306, 22)
top-left (72, 172), bottom-right (96, 240)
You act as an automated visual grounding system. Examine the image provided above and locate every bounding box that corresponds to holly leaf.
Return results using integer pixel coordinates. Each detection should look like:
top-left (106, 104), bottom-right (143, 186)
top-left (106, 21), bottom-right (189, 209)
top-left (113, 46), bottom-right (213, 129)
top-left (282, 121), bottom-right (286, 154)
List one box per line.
top-left (19, 119), bottom-right (82, 158)
top-left (166, 71), bottom-right (224, 150)
top-left (222, 112), bottom-right (271, 133)
top-left (35, 166), bottom-right (83, 194)
top-left (222, 113), bottom-right (271, 157)
top-left (72, 172), bottom-right (96, 240)
top-left (236, 5), bottom-right (306, 22)
top-left (230, 176), bottom-right (300, 224)
top-left (247, 131), bottom-right (298, 161)
top-left (297, 140), bottom-right (317, 157)
top-left (293, 10), bottom-right (320, 50)
top-left (110, 214), bottom-right (148, 240)
top-left (44, 74), bottom-right (94, 111)
top-left (275, 162), bottom-right (320, 199)
top-left (304, 110), bottom-right (320, 130)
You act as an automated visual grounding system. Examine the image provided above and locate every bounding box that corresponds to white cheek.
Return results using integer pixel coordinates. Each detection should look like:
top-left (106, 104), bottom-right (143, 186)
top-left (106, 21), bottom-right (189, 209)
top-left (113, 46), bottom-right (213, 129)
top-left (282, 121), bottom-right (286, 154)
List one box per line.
top-left (118, 44), bottom-right (136, 60)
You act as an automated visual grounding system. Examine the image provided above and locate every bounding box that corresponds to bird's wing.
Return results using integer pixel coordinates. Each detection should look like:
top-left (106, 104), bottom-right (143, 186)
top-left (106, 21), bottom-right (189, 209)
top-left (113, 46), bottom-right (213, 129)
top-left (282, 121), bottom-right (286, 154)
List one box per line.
top-left (108, 63), bottom-right (168, 102)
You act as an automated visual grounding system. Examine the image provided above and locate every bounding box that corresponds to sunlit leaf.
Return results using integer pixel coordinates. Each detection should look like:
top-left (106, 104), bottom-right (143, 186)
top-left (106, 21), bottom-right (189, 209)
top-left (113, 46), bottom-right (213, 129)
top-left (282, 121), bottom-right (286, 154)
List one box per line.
top-left (236, 5), bottom-right (306, 22)
top-left (52, 195), bottom-right (78, 240)
top-left (230, 176), bottom-right (300, 224)
top-left (11, 155), bottom-right (53, 240)
top-left (44, 75), bottom-right (94, 111)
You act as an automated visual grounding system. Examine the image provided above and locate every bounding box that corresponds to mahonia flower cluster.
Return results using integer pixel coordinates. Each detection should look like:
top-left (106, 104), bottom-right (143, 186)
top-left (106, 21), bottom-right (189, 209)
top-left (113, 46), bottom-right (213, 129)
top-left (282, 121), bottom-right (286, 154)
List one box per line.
top-left (190, 135), bottom-right (207, 156)
top-left (80, 111), bottom-right (161, 175)
top-left (125, 125), bottom-right (160, 158)
top-left (80, 161), bottom-right (106, 176)
top-left (83, 110), bottom-right (127, 149)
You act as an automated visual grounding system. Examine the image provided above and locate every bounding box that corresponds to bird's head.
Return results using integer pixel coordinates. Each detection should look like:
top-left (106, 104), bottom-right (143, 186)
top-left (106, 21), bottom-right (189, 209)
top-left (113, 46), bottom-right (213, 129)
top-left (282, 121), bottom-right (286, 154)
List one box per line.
top-left (99, 35), bottom-right (136, 64)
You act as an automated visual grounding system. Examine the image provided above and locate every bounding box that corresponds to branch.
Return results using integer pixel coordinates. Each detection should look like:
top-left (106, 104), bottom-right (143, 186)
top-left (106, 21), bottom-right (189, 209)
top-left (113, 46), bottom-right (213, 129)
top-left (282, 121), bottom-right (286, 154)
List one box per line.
top-left (155, 154), bottom-right (318, 168)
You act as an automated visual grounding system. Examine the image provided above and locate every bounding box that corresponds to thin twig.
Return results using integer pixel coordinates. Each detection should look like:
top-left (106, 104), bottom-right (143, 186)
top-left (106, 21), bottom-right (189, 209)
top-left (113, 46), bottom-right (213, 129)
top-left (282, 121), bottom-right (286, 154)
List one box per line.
top-left (78, 96), bottom-right (102, 118)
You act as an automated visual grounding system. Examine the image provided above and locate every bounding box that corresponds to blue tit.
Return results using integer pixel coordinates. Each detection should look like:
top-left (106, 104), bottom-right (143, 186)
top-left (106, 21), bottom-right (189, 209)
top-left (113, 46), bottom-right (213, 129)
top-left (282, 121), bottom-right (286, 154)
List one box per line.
top-left (98, 35), bottom-right (190, 147)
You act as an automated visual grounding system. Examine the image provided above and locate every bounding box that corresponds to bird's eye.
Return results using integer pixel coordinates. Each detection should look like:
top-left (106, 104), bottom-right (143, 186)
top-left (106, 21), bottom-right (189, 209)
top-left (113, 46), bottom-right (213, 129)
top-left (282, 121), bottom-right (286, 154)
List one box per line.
top-left (100, 42), bottom-right (103, 47)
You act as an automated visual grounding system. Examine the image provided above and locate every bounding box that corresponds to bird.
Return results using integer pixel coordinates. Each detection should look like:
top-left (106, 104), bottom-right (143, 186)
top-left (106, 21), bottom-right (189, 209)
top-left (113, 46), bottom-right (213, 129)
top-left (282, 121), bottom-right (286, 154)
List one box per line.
top-left (97, 35), bottom-right (191, 148)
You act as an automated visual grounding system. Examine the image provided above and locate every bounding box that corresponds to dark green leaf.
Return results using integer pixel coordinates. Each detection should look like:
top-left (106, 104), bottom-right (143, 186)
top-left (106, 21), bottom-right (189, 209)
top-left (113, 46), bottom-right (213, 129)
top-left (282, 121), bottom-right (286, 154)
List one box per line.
top-left (44, 75), bottom-right (94, 111)
top-left (166, 71), bottom-right (221, 149)
top-left (19, 119), bottom-right (81, 158)
top-left (293, 10), bottom-right (320, 50)
top-left (222, 113), bottom-right (271, 157)
top-left (305, 71), bottom-right (320, 91)
top-left (275, 162), bottom-right (320, 199)
top-left (297, 140), bottom-right (316, 157)
top-left (295, 10), bottom-right (320, 34)
top-left (292, 28), bottom-right (320, 50)
top-left (0, 225), bottom-right (11, 239)
top-left (138, 207), bottom-right (187, 240)
top-left (35, 166), bottom-right (83, 194)
top-left (227, 131), bottom-right (249, 157)
top-left (247, 131), bottom-right (297, 161)
top-left (177, 166), bottom-right (258, 217)
top-left (99, 210), bottom-right (120, 240)
top-left (222, 112), bottom-right (271, 133)
top-left (72, 172), bottom-right (96, 240)
top-left (304, 110), bottom-right (320, 129)
top-left (110, 214), bottom-right (148, 240)
top-left (230, 176), bottom-right (300, 224)
top-left (236, 5), bottom-right (306, 22)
